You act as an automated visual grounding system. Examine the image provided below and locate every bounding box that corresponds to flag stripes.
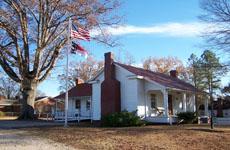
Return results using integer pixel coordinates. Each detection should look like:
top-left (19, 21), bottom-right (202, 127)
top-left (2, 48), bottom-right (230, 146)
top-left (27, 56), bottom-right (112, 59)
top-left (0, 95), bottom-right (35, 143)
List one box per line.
top-left (71, 26), bottom-right (90, 41)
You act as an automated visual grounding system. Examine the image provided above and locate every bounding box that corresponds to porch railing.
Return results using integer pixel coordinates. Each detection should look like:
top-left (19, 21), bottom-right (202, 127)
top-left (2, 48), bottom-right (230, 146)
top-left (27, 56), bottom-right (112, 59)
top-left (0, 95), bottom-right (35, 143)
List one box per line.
top-left (54, 110), bottom-right (91, 122)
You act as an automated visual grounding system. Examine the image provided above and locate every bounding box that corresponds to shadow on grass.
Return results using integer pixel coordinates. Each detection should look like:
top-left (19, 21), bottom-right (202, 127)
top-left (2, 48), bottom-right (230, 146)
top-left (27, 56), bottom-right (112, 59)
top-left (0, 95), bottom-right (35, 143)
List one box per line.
top-left (186, 128), bottom-right (224, 133)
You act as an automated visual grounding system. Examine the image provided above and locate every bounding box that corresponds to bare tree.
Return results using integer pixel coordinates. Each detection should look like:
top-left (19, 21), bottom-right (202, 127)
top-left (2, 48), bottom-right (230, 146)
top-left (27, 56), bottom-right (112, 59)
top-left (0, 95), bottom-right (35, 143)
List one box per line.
top-left (114, 50), bottom-right (136, 65)
top-left (0, 0), bottom-right (120, 119)
top-left (58, 56), bottom-right (103, 92)
top-left (142, 56), bottom-right (189, 80)
top-left (0, 76), bottom-right (19, 99)
top-left (123, 51), bottom-right (136, 65)
top-left (200, 0), bottom-right (230, 53)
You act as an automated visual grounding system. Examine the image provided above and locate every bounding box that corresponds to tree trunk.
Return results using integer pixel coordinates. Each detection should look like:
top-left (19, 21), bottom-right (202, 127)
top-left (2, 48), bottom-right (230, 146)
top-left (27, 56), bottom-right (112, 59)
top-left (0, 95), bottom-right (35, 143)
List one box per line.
top-left (18, 80), bottom-right (37, 120)
top-left (195, 92), bottom-right (198, 116)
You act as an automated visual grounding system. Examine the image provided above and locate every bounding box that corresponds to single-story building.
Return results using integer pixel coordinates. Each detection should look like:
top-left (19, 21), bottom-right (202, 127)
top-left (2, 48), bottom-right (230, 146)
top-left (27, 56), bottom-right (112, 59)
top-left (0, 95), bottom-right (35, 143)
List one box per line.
top-left (34, 96), bottom-right (64, 118)
top-left (54, 52), bottom-right (198, 124)
top-left (198, 96), bottom-right (230, 118)
top-left (54, 79), bottom-right (92, 121)
top-left (214, 97), bottom-right (230, 117)
top-left (0, 97), bottom-right (21, 116)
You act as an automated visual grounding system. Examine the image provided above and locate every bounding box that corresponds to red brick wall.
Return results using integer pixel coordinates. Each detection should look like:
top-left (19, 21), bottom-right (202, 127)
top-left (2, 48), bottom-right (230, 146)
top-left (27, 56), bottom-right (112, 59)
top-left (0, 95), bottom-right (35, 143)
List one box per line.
top-left (101, 52), bottom-right (121, 116)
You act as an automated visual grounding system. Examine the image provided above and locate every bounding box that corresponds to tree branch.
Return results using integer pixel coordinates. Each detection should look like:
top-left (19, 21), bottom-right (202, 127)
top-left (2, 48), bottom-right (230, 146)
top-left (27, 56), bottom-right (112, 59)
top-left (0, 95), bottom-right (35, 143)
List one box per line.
top-left (38, 38), bottom-right (67, 82)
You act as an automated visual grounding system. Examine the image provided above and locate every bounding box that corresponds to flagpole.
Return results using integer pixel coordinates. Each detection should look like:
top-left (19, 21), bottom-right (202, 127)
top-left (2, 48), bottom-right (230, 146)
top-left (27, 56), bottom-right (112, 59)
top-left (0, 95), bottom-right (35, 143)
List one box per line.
top-left (64, 18), bottom-right (71, 127)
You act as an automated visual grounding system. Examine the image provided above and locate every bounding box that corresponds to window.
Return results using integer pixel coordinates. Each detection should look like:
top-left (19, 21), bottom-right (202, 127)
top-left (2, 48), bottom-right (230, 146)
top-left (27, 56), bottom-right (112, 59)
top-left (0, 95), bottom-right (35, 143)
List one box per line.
top-left (150, 94), bottom-right (156, 109)
top-left (86, 100), bottom-right (91, 110)
top-left (75, 100), bottom-right (81, 109)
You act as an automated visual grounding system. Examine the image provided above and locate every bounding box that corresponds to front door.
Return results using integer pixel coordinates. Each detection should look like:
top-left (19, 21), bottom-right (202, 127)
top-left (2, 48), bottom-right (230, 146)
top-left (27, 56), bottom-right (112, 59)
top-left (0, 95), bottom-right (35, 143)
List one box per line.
top-left (75, 99), bottom-right (81, 115)
top-left (168, 95), bottom-right (173, 115)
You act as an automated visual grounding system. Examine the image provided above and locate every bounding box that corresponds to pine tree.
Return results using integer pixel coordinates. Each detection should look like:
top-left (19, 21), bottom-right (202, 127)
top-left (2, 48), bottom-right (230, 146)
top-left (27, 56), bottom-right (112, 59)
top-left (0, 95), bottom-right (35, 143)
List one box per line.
top-left (199, 50), bottom-right (227, 129)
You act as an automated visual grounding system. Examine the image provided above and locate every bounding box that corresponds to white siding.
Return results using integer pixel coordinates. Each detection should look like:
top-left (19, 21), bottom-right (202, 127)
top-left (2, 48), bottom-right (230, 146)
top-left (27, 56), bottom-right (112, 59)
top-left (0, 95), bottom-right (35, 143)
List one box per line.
top-left (137, 80), bottom-right (145, 116)
top-left (68, 98), bottom-right (75, 114)
top-left (68, 97), bottom-right (91, 117)
top-left (115, 65), bottom-right (137, 112)
top-left (91, 72), bottom-right (104, 120)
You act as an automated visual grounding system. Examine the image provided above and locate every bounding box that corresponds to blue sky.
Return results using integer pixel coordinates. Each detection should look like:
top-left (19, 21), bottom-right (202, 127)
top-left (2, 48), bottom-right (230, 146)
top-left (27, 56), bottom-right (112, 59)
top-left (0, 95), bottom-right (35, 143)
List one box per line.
top-left (38, 0), bottom-right (229, 96)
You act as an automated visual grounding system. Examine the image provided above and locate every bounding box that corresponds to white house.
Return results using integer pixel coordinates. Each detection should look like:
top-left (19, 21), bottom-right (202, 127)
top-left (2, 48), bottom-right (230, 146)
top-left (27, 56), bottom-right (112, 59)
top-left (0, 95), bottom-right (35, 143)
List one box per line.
top-left (54, 52), bottom-right (197, 124)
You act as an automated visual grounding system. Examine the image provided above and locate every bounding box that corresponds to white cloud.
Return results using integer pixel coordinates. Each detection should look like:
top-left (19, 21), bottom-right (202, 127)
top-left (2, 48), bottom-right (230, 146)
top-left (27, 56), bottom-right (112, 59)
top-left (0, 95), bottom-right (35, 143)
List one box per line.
top-left (91, 22), bottom-right (213, 37)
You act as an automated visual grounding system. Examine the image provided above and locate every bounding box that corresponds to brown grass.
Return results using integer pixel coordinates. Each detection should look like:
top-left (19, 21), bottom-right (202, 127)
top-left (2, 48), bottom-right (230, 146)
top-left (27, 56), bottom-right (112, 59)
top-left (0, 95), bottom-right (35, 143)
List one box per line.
top-left (28, 124), bottom-right (230, 150)
top-left (0, 116), bottom-right (17, 120)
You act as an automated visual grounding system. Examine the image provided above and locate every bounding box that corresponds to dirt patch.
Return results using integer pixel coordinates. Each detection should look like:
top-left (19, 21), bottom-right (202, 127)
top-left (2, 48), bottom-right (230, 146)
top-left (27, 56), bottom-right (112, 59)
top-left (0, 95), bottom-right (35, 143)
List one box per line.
top-left (27, 125), bottom-right (230, 150)
top-left (0, 129), bottom-right (75, 150)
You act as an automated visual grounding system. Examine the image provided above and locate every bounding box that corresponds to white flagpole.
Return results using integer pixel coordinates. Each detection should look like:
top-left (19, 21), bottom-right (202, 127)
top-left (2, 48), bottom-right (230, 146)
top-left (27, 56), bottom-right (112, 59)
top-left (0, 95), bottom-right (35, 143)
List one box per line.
top-left (64, 18), bottom-right (71, 127)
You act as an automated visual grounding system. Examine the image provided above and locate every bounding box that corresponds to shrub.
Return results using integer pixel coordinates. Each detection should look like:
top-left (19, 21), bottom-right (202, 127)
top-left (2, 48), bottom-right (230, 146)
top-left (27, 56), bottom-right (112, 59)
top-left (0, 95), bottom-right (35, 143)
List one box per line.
top-left (102, 110), bottom-right (144, 127)
top-left (0, 111), bottom-right (5, 117)
top-left (176, 112), bottom-right (196, 124)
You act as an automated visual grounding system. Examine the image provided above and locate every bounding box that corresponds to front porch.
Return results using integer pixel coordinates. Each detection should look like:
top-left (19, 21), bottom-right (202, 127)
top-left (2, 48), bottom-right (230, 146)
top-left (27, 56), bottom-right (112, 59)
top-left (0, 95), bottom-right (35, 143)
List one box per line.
top-left (54, 96), bottom-right (92, 122)
top-left (140, 87), bottom-right (196, 124)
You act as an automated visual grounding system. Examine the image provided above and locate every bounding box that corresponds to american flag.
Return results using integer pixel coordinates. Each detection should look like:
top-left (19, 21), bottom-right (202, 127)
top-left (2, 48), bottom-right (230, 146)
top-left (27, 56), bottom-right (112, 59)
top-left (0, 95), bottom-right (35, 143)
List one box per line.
top-left (71, 42), bottom-right (88, 57)
top-left (71, 25), bottom-right (90, 41)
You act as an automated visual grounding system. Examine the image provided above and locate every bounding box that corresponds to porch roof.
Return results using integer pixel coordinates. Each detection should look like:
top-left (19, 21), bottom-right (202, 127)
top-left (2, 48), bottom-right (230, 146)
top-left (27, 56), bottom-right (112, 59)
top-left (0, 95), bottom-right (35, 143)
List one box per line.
top-left (54, 83), bottom-right (92, 99)
top-left (115, 62), bottom-right (196, 92)
top-left (0, 99), bottom-right (19, 106)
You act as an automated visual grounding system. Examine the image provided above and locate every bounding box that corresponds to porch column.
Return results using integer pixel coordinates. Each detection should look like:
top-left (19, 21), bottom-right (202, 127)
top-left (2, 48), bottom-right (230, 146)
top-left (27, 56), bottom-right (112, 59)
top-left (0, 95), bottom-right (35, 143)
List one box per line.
top-left (204, 98), bottom-right (209, 116)
top-left (163, 89), bottom-right (169, 117)
top-left (182, 93), bottom-right (187, 112)
top-left (192, 94), bottom-right (196, 112)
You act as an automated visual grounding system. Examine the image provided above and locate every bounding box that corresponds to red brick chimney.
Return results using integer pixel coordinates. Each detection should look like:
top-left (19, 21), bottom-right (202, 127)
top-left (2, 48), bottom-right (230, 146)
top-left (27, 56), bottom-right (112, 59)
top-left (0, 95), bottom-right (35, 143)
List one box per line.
top-left (170, 70), bottom-right (177, 78)
top-left (75, 78), bottom-right (84, 85)
top-left (104, 52), bottom-right (115, 80)
top-left (101, 52), bottom-right (121, 117)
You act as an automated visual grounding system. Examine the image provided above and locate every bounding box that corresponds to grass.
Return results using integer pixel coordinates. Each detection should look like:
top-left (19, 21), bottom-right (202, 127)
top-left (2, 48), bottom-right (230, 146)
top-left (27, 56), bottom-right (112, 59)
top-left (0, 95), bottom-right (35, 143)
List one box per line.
top-left (27, 124), bottom-right (230, 150)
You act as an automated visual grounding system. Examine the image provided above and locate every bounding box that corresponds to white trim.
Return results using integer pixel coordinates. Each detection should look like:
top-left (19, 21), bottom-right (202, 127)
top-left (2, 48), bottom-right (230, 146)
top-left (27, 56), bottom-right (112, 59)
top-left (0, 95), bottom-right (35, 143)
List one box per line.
top-left (88, 80), bottom-right (100, 84)
top-left (127, 75), bottom-right (144, 79)
top-left (167, 87), bottom-right (195, 93)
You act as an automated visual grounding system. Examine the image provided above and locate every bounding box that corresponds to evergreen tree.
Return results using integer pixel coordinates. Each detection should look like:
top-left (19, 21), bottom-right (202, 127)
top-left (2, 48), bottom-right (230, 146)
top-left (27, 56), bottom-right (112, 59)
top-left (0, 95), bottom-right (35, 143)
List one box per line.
top-left (199, 50), bottom-right (227, 129)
